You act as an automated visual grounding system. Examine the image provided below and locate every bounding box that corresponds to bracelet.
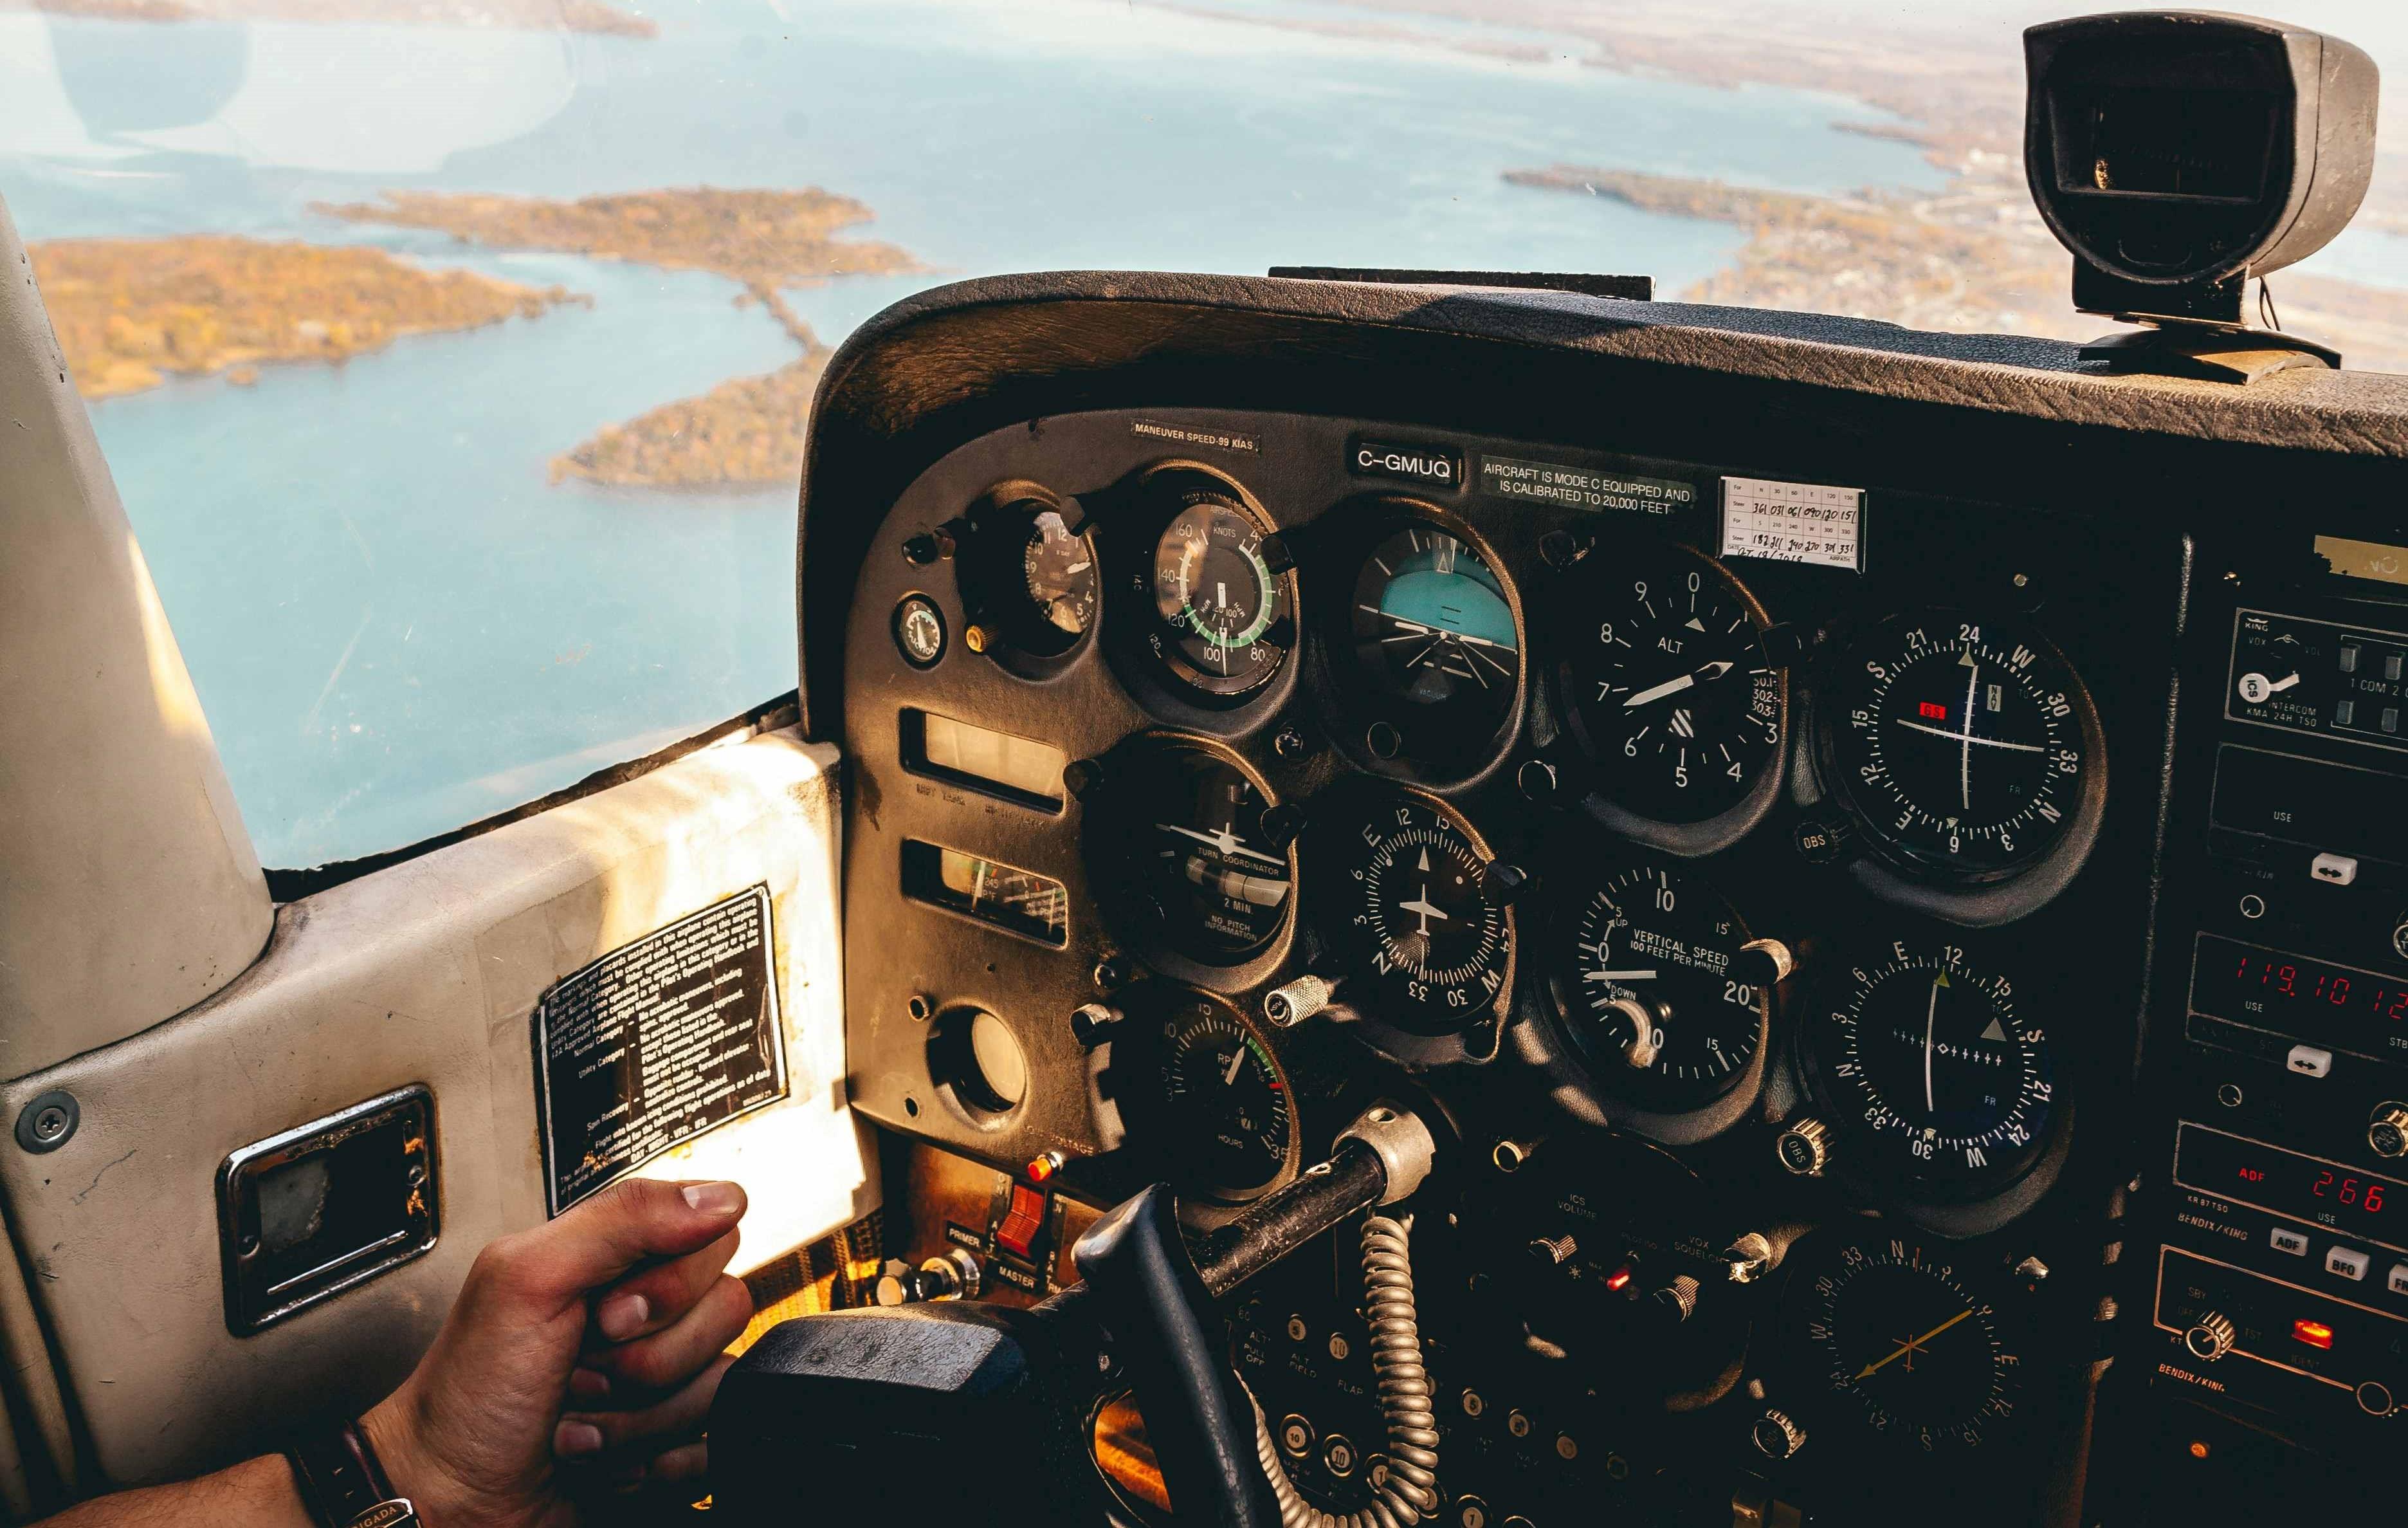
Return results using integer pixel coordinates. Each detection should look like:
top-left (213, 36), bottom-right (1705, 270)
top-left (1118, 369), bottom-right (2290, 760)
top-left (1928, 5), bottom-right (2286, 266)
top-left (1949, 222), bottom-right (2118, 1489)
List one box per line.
top-left (283, 1417), bottom-right (419, 1528)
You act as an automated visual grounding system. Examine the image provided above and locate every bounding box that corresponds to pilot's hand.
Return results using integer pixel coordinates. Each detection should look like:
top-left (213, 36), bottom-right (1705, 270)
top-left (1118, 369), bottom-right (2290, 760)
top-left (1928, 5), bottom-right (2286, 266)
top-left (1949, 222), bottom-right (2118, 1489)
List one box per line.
top-left (361, 1177), bottom-right (752, 1527)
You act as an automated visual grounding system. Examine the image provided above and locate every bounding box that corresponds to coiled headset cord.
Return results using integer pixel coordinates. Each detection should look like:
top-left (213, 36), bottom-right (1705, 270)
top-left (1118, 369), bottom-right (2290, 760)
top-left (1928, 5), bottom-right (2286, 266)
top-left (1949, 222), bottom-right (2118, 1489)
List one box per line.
top-left (1243, 1215), bottom-right (1439, 1528)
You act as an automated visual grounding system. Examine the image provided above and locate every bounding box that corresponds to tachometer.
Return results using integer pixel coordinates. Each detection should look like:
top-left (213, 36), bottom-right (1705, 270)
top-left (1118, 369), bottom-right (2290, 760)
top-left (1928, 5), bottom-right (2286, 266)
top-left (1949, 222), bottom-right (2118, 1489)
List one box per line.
top-left (1817, 613), bottom-right (2097, 883)
top-left (1310, 787), bottom-right (1513, 1035)
top-left (1157, 999), bottom-right (1297, 1202)
top-left (1557, 541), bottom-right (1783, 848)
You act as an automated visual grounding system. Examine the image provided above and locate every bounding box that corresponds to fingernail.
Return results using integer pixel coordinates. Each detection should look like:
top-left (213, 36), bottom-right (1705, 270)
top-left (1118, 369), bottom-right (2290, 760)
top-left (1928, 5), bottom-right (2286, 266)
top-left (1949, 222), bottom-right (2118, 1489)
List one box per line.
top-left (682, 1181), bottom-right (742, 1216)
top-left (568, 1367), bottom-right (611, 1403)
top-left (597, 1291), bottom-right (650, 1341)
top-left (554, 1420), bottom-right (605, 1459)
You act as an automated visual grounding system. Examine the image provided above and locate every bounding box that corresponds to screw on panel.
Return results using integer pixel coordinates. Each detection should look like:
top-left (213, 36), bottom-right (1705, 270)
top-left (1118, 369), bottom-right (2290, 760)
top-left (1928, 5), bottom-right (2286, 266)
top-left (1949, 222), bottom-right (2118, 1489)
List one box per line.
top-left (907, 994), bottom-right (934, 1023)
top-left (15, 1091), bottom-right (77, 1154)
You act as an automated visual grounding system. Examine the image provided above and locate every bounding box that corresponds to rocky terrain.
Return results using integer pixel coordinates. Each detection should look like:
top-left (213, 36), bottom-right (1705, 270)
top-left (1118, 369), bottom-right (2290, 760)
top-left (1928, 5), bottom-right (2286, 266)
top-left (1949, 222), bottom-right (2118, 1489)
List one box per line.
top-left (317, 187), bottom-right (923, 488)
top-left (28, 236), bottom-right (574, 400)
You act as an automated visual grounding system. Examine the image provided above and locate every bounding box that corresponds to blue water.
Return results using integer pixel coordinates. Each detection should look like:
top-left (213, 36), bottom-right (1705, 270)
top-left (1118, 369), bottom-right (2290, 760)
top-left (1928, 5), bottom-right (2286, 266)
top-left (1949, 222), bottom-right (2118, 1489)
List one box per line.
top-left (0, 0), bottom-right (1949, 868)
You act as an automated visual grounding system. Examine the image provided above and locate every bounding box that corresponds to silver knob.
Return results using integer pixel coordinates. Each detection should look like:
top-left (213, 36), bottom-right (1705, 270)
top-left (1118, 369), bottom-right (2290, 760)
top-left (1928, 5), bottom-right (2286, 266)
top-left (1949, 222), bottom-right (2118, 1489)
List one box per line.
top-left (1722, 1232), bottom-right (1776, 1284)
top-left (1775, 1119), bottom-right (1830, 1177)
top-left (1264, 975), bottom-right (1334, 1027)
top-left (1751, 1408), bottom-right (1807, 1460)
top-left (1603, 996), bottom-right (1660, 1069)
top-left (917, 1249), bottom-right (981, 1301)
top-left (1528, 1235), bottom-right (1578, 1267)
top-left (2184, 1310), bottom-right (2237, 1362)
top-left (2371, 1103), bottom-right (2408, 1159)
top-left (1652, 1275), bottom-right (1701, 1323)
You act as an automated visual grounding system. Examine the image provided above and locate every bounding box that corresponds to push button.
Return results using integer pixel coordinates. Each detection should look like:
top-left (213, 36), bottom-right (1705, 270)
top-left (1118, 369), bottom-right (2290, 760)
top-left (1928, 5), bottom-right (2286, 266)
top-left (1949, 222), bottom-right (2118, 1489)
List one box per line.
top-left (2288, 1044), bottom-right (2335, 1078)
top-left (2326, 1246), bottom-right (2371, 1282)
top-left (2270, 1227), bottom-right (2310, 1256)
top-left (2312, 852), bottom-right (2358, 887)
top-left (2389, 1263), bottom-right (2408, 1295)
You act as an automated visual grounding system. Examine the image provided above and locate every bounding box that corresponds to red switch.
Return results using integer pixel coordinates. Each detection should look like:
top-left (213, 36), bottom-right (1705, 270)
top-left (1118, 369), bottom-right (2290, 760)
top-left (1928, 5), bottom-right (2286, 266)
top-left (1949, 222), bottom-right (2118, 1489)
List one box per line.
top-left (2293, 1318), bottom-right (2335, 1350)
top-left (996, 1184), bottom-right (1046, 1260)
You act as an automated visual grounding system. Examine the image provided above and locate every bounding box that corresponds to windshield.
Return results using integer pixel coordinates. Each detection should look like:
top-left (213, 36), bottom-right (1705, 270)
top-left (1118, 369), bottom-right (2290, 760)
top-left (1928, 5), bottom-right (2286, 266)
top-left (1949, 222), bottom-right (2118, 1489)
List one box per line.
top-left (5, 0), bottom-right (2402, 870)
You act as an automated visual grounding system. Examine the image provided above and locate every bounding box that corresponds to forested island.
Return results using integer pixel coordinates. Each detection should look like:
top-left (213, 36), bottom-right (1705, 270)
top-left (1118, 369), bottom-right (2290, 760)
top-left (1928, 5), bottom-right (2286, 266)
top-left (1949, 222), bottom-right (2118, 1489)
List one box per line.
top-left (28, 237), bottom-right (574, 400)
top-left (314, 188), bottom-right (924, 488)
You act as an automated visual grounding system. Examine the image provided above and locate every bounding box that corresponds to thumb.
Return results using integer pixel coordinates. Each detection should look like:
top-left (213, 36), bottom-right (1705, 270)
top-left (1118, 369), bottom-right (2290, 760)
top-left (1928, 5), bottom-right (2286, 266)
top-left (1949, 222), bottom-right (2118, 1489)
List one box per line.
top-left (512, 1179), bottom-right (748, 1303)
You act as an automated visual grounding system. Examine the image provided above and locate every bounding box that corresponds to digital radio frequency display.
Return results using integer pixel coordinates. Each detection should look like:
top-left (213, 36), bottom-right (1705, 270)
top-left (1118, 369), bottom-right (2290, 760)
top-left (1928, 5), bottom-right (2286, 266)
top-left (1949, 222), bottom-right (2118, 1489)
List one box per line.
top-left (2191, 934), bottom-right (2408, 1058)
top-left (2177, 1125), bottom-right (2407, 1250)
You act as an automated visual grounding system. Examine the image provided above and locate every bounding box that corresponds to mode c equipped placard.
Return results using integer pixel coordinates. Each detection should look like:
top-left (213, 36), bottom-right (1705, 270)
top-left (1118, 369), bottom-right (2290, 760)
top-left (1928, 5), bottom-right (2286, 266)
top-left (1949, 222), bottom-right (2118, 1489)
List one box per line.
top-left (533, 885), bottom-right (787, 1215)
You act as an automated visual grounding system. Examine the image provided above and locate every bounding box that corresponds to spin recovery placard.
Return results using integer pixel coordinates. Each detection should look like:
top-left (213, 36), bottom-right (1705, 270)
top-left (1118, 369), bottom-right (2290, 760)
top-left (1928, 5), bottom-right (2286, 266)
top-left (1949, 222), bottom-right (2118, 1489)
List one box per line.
top-left (534, 885), bottom-right (787, 1214)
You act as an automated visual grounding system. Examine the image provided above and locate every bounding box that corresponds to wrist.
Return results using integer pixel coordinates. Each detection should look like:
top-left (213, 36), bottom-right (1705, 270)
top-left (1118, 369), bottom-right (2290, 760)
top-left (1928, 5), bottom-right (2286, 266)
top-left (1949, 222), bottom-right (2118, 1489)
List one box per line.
top-left (360, 1386), bottom-right (468, 1527)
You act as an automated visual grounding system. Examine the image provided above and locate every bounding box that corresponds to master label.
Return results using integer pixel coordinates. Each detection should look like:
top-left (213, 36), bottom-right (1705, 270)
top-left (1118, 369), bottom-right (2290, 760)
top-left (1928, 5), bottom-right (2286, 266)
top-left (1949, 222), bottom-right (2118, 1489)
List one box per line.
top-left (1477, 454), bottom-right (1697, 516)
top-left (1719, 476), bottom-right (1865, 571)
top-left (533, 885), bottom-right (787, 1215)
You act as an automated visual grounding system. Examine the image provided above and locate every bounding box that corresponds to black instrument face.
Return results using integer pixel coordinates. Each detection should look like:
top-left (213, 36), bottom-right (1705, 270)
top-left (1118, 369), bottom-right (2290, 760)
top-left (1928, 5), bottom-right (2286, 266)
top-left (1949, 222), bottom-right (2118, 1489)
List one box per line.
top-left (1556, 863), bottom-right (1765, 1112)
top-left (1156, 999), bottom-right (1295, 1202)
top-left (1559, 544), bottom-right (1782, 825)
top-left (1803, 945), bottom-right (2055, 1199)
top-left (958, 494), bottom-right (1098, 660)
top-left (1786, 1235), bottom-right (2025, 1455)
top-left (1021, 507), bottom-right (1099, 645)
top-left (1317, 790), bottom-right (1511, 1033)
top-left (1821, 614), bottom-right (2091, 881)
top-left (1092, 745), bottom-right (1290, 963)
top-left (1344, 522), bottom-right (1520, 762)
top-left (1146, 491), bottom-right (1289, 697)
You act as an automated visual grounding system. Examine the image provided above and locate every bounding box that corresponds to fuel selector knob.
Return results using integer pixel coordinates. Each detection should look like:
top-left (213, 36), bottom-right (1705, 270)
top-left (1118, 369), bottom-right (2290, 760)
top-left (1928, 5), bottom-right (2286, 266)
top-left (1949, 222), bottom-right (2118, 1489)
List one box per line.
top-left (1774, 1118), bottom-right (1830, 1177)
top-left (2184, 1310), bottom-right (2238, 1363)
top-left (2369, 1102), bottom-right (2408, 1159)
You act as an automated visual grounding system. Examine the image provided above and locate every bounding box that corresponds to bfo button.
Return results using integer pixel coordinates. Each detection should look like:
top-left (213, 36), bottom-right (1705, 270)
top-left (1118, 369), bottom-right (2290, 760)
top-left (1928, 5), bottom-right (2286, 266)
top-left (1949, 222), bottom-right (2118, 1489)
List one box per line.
top-left (2288, 1044), bottom-right (2335, 1078)
top-left (2327, 1246), bottom-right (2371, 1281)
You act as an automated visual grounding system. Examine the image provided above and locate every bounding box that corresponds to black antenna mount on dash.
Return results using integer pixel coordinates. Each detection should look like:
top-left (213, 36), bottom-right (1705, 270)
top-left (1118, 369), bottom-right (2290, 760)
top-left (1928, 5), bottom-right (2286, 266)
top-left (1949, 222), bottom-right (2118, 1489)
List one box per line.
top-left (2024, 10), bottom-right (2379, 382)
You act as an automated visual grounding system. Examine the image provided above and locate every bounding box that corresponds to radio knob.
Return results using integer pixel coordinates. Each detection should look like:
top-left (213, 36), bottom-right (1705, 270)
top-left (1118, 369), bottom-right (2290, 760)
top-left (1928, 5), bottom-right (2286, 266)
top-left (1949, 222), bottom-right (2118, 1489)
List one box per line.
top-left (1527, 1234), bottom-right (1579, 1267)
top-left (1750, 1408), bottom-right (1807, 1461)
top-left (2370, 1103), bottom-right (2408, 1159)
top-left (2184, 1310), bottom-right (2238, 1362)
top-left (1775, 1119), bottom-right (1830, 1177)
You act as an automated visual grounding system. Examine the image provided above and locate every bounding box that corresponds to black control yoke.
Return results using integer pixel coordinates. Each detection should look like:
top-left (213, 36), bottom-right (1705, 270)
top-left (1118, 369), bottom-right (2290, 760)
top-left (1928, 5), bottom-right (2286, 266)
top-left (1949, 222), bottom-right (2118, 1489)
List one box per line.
top-left (710, 1104), bottom-right (1438, 1526)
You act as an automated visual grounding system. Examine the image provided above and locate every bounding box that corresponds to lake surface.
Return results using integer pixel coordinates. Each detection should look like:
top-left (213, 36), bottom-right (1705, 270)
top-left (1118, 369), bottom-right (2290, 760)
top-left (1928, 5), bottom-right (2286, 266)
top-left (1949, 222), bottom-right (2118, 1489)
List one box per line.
top-left (0, 0), bottom-right (2065, 867)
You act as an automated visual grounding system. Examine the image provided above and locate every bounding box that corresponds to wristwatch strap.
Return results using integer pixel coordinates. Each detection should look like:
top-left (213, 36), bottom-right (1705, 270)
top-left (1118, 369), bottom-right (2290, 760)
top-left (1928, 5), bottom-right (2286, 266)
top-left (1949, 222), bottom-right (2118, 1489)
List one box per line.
top-left (284, 1417), bottom-right (419, 1528)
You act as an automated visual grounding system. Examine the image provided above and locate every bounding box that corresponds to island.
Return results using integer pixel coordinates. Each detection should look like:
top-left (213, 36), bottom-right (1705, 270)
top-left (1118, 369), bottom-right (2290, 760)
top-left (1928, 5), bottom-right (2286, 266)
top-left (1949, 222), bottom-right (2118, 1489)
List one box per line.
top-left (316, 187), bottom-right (925, 489)
top-left (1502, 164), bottom-right (2408, 374)
top-left (28, 236), bottom-right (576, 401)
top-left (7, 0), bottom-right (656, 36)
